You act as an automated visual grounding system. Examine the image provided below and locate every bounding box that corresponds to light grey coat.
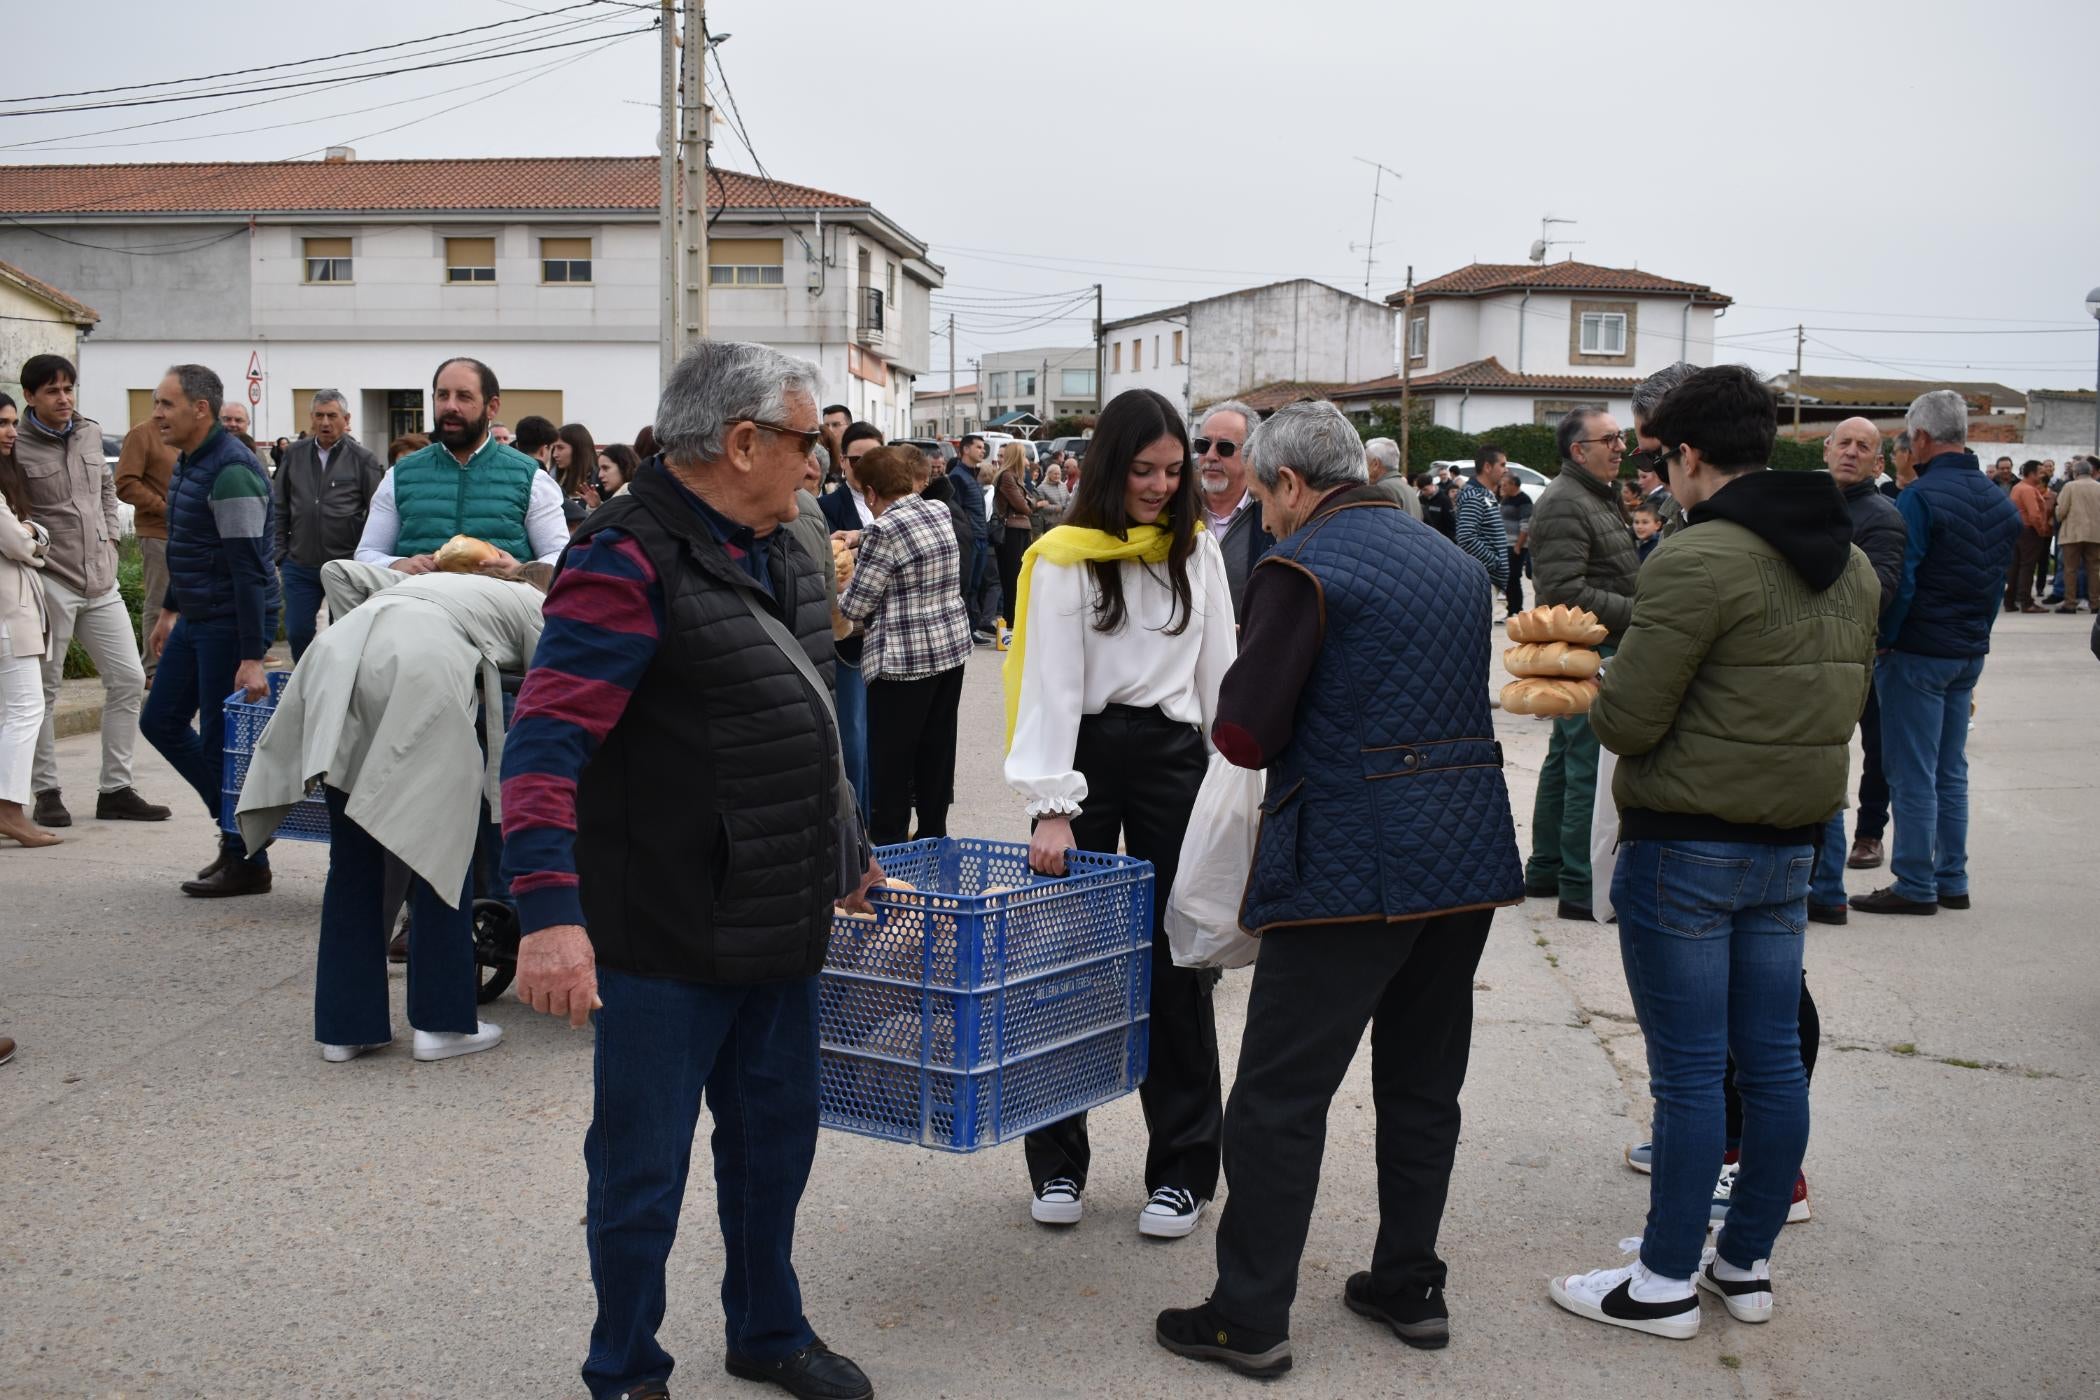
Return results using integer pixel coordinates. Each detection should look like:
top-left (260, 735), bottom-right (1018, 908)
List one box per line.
top-left (235, 561), bottom-right (545, 904)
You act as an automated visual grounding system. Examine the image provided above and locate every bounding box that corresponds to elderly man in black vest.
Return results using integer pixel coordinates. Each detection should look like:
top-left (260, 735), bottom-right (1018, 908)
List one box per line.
top-left (502, 340), bottom-right (879, 1400)
top-left (1195, 399), bottom-right (1267, 621)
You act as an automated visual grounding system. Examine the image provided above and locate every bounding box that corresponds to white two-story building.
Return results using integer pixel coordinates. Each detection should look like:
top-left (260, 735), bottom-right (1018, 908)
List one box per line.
top-left (1329, 260), bottom-right (1732, 430)
top-left (0, 152), bottom-right (941, 445)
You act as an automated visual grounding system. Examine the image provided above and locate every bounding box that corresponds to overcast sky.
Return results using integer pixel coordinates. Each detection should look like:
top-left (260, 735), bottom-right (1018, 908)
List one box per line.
top-left (8, 0), bottom-right (2098, 397)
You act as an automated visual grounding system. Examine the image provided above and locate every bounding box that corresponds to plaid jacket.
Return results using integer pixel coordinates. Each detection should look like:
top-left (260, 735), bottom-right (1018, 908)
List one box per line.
top-left (838, 493), bottom-right (973, 681)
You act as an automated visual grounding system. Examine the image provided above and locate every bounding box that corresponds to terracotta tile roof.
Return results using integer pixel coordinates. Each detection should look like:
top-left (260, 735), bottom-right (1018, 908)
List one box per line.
top-left (0, 158), bottom-right (866, 216)
top-left (1393, 261), bottom-right (1730, 307)
top-left (1329, 358), bottom-right (1640, 400)
top-left (0, 257), bottom-right (98, 323)
top-left (1196, 381), bottom-right (1347, 415)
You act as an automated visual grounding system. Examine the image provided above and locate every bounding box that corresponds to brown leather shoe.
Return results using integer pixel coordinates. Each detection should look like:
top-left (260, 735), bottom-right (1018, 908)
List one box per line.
top-left (181, 857), bottom-right (272, 898)
top-left (96, 786), bottom-right (171, 822)
top-left (1846, 837), bottom-right (1883, 870)
top-left (33, 788), bottom-right (70, 828)
top-left (0, 1035), bottom-right (16, 1066)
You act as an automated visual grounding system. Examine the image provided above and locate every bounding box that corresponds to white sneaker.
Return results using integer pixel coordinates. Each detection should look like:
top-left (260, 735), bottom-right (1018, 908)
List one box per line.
top-left (1548, 1239), bottom-right (1700, 1339)
top-left (411, 1021), bottom-right (503, 1062)
top-left (1137, 1186), bottom-right (1206, 1239)
top-left (320, 1041), bottom-right (387, 1063)
top-left (1031, 1176), bottom-right (1082, 1226)
top-left (1697, 1247), bottom-right (1773, 1324)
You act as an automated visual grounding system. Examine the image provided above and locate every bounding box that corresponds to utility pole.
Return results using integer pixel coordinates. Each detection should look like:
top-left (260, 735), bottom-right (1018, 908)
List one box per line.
top-left (677, 0), bottom-right (708, 350)
top-left (657, 0), bottom-right (677, 387)
top-left (1399, 265), bottom-right (1415, 476)
top-left (1792, 323), bottom-right (1805, 437)
top-left (945, 312), bottom-right (956, 438)
top-left (1094, 283), bottom-right (1104, 416)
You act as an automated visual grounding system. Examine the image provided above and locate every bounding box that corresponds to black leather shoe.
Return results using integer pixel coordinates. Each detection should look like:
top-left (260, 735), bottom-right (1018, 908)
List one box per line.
top-left (1850, 886), bottom-right (1936, 916)
top-left (1807, 903), bottom-right (1849, 925)
top-left (195, 846), bottom-right (236, 882)
top-left (33, 788), bottom-right (70, 828)
top-left (1345, 1273), bottom-right (1448, 1349)
top-left (724, 1340), bottom-right (871, 1400)
top-left (1556, 900), bottom-right (1595, 922)
top-left (1939, 892), bottom-right (1971, 910)
top-left (96, 786), bottom-right (170, 821)
top-left (1524, 881), bottom-right (1560, 899)
top-left (1155, 1302), bottom-right (1291, 1379)
top-left (181, 858), bottom-right (272, 899)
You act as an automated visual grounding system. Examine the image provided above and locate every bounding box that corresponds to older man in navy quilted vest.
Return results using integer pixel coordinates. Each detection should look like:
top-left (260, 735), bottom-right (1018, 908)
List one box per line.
top-left (1154, 400), bottom-right (1524, 1380)
top-left (1851, 390), bottom-right (2021, 916)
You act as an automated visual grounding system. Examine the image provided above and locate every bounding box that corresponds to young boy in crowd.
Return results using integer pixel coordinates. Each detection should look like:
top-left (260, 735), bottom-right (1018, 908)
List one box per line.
top-left (1632, 506), bottom-right (1661, 562)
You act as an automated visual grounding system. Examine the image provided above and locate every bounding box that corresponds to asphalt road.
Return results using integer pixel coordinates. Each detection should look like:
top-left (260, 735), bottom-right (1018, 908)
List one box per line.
top-left (3, 613), bottom-right (2095, 1399)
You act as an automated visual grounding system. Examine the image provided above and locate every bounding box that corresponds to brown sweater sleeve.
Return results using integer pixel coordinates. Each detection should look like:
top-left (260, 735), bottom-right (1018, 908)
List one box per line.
top-left (1213, 558), bottom-right (1323, 768)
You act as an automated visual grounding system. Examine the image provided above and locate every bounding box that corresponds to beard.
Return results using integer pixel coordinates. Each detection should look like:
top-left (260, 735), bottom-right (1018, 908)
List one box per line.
top-left (436, 409), bottom-right (489, 451)
top-left (1200, 468), bottom-right (1233, 498)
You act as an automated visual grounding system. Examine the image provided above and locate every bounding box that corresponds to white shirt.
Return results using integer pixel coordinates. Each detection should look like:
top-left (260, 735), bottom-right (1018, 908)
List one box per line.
top-left (1005, 530), bottom-right (1238, 817)
top-left (353, 436), bottom-right (569, 567)
top-left (1203, 489), bottom-right (1252, 534)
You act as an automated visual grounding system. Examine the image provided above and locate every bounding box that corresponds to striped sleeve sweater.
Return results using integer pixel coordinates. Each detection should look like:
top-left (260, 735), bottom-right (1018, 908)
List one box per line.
top-left (499, 529), bottom-right (665, 935)
top-left (1454, 480), bottom-right (1510, 587)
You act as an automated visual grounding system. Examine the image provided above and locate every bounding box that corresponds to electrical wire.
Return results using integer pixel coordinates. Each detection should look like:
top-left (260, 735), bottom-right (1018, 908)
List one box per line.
top-left (705, 45), bottom-right (816, 261)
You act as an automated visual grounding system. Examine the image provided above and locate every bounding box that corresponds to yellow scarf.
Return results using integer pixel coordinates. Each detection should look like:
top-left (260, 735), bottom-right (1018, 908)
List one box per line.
top-left (1001, 522), bottom-right (1189, 751)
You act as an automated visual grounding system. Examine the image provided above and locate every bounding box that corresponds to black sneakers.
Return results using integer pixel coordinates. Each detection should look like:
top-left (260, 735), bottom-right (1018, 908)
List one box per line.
top-left (1155, 1302), bottom-right (1291, 1379)
top-left (1344, 1274), bottom-right (1448, 1349)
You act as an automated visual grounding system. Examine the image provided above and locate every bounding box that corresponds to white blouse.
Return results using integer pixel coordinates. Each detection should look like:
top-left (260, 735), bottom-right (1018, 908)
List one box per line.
top-left (1005, 530), bottom-right (1238, 816)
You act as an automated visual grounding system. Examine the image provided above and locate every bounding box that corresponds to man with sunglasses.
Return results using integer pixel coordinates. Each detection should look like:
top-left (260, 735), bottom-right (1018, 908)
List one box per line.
top-left (1522, 407), bottom-right (1639, 922)
top-left (1195, 399), bottom-right (1266, 620)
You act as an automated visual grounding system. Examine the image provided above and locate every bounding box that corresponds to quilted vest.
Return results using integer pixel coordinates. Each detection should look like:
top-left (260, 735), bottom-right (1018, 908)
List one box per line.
top-left (1892, 452), bottom-right (2022, 659)
top-left (1241, 497), bottom-right (1525, 933)
top-left (389, 439), bottom-right (539, 559)
top-left (166, 426), bottom-right (281, 628)
top-left (571, 467), bottom-right (842, 985)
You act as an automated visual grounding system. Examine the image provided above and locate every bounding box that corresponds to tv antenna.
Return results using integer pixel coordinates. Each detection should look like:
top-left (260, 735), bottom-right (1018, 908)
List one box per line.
top-left (1528, 214), bottom-right (1583, 264)
top-left (1351, 157), bottom-right (1403, 295)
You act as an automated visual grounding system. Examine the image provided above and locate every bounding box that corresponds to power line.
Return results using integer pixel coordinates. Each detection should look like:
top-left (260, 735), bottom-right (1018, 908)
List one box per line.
top-left (705, 45), bottom-right (815, 262)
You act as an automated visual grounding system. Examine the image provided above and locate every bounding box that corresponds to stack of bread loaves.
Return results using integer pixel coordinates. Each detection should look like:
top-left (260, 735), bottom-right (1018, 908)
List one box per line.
top-left (1500, 604), bottom-right (1607, 716)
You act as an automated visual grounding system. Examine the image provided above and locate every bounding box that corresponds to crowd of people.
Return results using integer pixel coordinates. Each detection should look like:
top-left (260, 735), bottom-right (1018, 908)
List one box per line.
top-left (1, 331), bottom-right (2086, 1396)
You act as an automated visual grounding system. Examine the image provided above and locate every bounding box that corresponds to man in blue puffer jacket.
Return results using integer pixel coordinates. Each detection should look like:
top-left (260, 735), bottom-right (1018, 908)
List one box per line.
top-left (143, 364), bottom-right (281, 898)
top-left (1852, 390), bottom-right (2020, 916)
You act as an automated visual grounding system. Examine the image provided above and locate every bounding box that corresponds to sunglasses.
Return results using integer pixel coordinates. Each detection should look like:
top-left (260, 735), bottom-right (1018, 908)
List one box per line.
top-left (737, 418), bottom-right (824, 452)
top-left (1192, 437), bottom-right (1240, 458)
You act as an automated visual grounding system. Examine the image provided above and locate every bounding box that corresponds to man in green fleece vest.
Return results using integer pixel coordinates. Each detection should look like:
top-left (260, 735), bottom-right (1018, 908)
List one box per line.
top-left (352, 357), bottom-right (568, 577)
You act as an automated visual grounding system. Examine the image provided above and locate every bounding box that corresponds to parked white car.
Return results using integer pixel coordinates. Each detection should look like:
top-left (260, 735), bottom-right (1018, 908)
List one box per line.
top-left (1437, 458), bottom-right (1548, 504)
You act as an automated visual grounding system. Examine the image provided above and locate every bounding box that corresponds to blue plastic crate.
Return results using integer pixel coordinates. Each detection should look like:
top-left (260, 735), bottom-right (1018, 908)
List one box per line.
top-left (219, 671), bottom-right (331, 844)
top-left (817, 837), bottom-right (1154, 1151)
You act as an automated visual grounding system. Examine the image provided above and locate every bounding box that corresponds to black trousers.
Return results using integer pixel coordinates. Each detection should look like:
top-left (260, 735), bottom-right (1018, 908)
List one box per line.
top-left (1724, 973), bottom-right (1819, 1146)
top-left (1505, 547), bottom-right (1528, 615)
top-left (996, 528), bottom-right (1030, 630)
top-left (1855, 684), bottom-right (1889, 842)
top-left (1210, 909), bottom-right (1494, 1335)
top-left (864, 665), bottom-right (964, 847)
top-left (1023, 705), bottom-right (1221, 1199)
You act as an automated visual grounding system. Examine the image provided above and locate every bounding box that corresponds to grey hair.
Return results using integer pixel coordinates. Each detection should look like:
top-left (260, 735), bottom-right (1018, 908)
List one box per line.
top-left (309, 388), bottom-right (349, 414)
top-left (1905, 389), bottom-right (1968, 447)
top-left (1364, 437), bottom-right (1401, 474)
top-left (1199, 399), bottom-right (1259, 440)
top-left (2076, 459), bottom-right (2095, 479)
top-left (166, 363), bottom-right (224, 417)
top-left (1247, 399), bottom-right (1370, 491)
top-left (655, 339), bottom-right (824, 464)
top-left (1631, 361), bottom-right (1699, 425)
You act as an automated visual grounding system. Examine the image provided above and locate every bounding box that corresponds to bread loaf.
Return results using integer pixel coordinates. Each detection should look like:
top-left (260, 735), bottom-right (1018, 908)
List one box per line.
top-left (1506, 604), bottom-right (1608, 646)
top-left (1504, 641), bottom-right (1603, 679)
top-left (1499, 677), bottom-right (1599, 716)
top-left (433, 535), bottom-right (499, 573)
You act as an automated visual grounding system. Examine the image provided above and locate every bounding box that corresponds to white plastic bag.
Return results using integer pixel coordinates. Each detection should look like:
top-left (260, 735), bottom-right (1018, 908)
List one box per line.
top-left (1166, 753), bottom-right (1265, 969)
top-left (1589, 746), bottom-right (1621, 923)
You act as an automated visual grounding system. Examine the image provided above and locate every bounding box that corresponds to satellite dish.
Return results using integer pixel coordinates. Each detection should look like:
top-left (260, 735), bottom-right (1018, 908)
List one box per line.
top-left (1528, 239), bottom-right (1548, 264)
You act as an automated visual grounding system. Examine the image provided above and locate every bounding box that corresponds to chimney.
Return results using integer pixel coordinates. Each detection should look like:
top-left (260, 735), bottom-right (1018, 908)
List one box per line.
top-left (323, 146), bottom-right (355, 163)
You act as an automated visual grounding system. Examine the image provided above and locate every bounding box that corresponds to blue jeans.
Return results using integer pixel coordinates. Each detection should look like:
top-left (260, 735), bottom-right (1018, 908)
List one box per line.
top-left (967, 536), bottom-right (990, 629)
top-left (314, 785), bottom-right (476, 1044)
top-left (140, 615), bottom-right (274, 864)
top-left (582, 967), bottom-right (821, 1399)
top-left (1876, 650), bottom-right (1985, 903)
top-left (280, 561), bottom-right (325, 663)
top-left (834, 656), bottom-right (871, 824)
top-left (1615, 839), bottom-right (1813, 1279)
top-left (1809, 811), bottom-right (1848, 908)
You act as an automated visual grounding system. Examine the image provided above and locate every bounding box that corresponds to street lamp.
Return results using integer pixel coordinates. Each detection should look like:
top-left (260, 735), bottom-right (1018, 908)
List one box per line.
top-left (2088, 286), bottom-right (2100, 455)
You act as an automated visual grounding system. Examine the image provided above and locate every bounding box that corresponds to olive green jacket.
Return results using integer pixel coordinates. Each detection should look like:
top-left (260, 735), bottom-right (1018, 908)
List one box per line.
top-left (1530, 462), bottom-right (1640, 642)
top-left (1591, 471), bottom-right (1880, 833)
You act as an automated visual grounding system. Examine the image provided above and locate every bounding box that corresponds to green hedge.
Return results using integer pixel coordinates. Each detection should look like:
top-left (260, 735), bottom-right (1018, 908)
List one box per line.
top-left (63, 536), bottom-right (145, 680)
top-left (1353, 402), bottom-right (1829, 477)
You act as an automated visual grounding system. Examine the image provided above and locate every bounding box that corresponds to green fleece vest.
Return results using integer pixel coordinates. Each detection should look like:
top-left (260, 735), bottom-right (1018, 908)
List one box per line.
top-left (391, 440), bottom-right (539, 559)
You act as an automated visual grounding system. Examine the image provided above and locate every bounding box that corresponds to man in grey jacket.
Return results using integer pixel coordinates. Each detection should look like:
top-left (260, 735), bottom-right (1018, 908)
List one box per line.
top-left (273, 389), bottom-right (385, 662)
top-left (1197, 399), bottom-right (1268, 620)
top-left (1522, 407), bottom-right (1638, 921)
top-left (18, 354), bottom-right (168, 827)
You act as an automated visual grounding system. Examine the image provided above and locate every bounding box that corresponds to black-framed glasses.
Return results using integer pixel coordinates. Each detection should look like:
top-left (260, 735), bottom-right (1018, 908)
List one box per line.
top-left (736, 418), bottom-right (824, 452)
top-left (1192, 436), bottom-right (1240, 458)
top-left (1574, 431), bottom-right (1626, 448)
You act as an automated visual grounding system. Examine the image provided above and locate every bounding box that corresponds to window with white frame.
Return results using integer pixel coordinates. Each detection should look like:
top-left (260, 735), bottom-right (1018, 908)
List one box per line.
top-left (988, 372), bottom-right (1008, 397)
top-left (1060, 368), bottom-right (1095, 396)
top-left (708, 237), bottom-right (786, 287)
top-left (1015, 371), bottom-right (1036, 398)
top-left (1408, 315), bottom-right (1428, 361)
top-left (540, 236), bottom-right (591, 284)
top-left (303, 237), bottom-right (352, 283)
top-left (444, 237), bottom-right (496, 283)
top-left (1579, 311), bottom-right (1627, 356)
